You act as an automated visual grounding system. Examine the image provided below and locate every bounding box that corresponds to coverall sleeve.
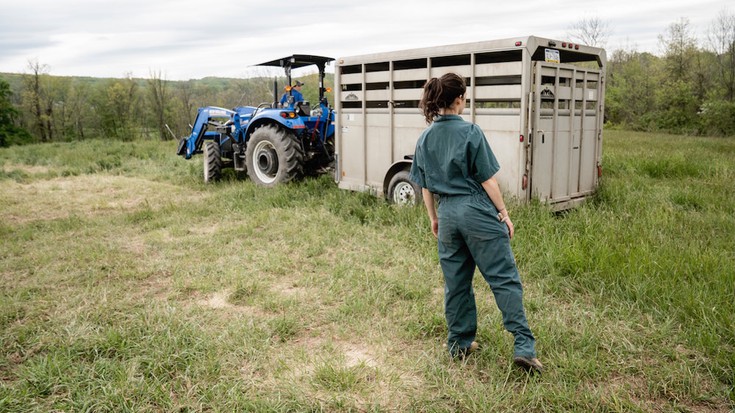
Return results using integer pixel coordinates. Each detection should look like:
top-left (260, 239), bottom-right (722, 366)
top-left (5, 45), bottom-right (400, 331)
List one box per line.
top-left (409, 141), bottom-right (427, 188)
top-left (468, 125), bottom-right (500, 183)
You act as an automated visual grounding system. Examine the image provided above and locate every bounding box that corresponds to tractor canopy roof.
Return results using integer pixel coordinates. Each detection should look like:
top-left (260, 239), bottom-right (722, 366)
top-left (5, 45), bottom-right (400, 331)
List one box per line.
top-left (256, 55), bottom-right (334, 70)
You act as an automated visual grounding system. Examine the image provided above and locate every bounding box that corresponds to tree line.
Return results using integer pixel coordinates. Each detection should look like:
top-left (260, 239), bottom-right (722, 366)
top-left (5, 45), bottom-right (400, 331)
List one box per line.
top-left (0, 67), bottom-right (302, 147)
top-left (602, 12), bottom-right (735, 136)
top-left (1, 12), bottom-right (734, 148)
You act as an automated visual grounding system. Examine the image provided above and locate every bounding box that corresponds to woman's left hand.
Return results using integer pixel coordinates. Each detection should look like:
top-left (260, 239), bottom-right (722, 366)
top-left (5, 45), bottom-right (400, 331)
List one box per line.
top-left (503, 216), bottom-right (514, 239)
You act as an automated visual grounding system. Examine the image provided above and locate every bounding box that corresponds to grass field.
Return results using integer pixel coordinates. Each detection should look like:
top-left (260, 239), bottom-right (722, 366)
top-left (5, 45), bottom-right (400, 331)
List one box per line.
top-left (0, 130), bottom-right (733, 412)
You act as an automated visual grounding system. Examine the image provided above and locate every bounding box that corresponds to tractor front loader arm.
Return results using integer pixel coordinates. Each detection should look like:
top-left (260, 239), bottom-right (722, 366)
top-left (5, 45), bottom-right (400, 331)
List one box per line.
top-left (176, 107), bottom-right (236, 159)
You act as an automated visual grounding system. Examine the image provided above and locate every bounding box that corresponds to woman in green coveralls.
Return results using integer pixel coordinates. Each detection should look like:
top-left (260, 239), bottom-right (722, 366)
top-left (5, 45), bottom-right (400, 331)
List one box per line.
top-left (409, 73), bottom-right (543, 373)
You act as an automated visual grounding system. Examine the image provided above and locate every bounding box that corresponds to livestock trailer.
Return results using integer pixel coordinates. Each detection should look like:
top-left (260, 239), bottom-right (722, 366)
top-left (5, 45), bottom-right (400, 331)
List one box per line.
top-left (334, 35), bottom-right (606, 210)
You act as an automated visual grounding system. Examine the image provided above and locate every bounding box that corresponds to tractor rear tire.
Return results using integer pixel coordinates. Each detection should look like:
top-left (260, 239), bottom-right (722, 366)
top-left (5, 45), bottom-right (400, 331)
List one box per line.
top-left (246, 125), bottom-right (304, 187)
top-left (387, 170), bottom-right (422, 206)
top-left (203, 141), bottom-right (222, 183)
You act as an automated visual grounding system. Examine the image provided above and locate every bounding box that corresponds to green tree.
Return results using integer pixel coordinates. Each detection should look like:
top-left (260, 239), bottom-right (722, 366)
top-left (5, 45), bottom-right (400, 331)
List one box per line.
top-left (92, 75), bottom-right (140, 140)
top-left (659, 18), bottom-right (699, 82)
top-left (0, 77), bottom-right (33, 147)
top-left (21, 60), bottom-right (54, 142)
top-left (179, 80), bottom-right (195, 134)
top-left (700, 9), bottom-right (735, 136)
top-left (655, 79), bottom-right (701, 132)
top-left (147, 70), bottom-right (171, 140)
top-left (699, 98), bottom-right (735, 135)
top-left (65, 79), bottom-right (92, 140)
top-left (46, 76), bottom-right (72, 141)
top-left (707, 8), bottom-right (735, 101)
top-left (656, 18), bottom-right (705, 133)
top-left (606, 49), bottom-right (661, 130)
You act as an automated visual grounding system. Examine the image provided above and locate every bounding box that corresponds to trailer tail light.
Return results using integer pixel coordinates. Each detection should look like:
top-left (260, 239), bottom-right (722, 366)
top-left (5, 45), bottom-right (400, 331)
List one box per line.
top-left (522, 174), bottom-right (528, 190)
top-left (515, 41), bottom-right (522, 47)
top-left (575, 44), bottom-right (580, 50)
top-left (520, 134), bottom-right (524, 142)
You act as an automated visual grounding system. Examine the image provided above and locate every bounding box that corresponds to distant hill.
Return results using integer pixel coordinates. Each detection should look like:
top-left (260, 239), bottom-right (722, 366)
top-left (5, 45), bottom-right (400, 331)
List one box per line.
top-left (0, 72), bottom-right (277, 91)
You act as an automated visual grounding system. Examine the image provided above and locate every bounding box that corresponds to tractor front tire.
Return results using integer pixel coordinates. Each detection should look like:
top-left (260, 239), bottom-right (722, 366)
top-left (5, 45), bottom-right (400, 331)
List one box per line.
top-left (246, 125), bottom-right (304, 187)
top-left (203, 141), bottom-right (222, 183)
top-left (387, 170), bottom-right (422, 206)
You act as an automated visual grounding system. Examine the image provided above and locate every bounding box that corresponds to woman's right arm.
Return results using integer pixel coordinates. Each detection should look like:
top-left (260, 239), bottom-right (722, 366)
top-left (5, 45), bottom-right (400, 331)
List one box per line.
top-left (422, 188), bottom-right (439, 238)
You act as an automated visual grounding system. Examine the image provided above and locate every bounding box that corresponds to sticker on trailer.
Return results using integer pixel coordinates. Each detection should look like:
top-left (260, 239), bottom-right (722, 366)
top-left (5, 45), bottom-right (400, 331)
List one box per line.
top-left (540, 87), bottom-right (555, 99)
top-left (545, 49), bottom-right (560, 64)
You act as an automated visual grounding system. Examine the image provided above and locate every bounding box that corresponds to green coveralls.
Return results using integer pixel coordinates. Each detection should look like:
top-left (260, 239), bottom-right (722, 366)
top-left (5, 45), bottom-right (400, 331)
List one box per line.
top-left (409, 115), bottom-right (536, 359)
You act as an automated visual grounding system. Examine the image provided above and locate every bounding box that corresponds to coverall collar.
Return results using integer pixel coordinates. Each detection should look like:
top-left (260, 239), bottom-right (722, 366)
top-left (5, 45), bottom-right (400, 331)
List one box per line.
top-left (435, 114), bottom-right (463, 122)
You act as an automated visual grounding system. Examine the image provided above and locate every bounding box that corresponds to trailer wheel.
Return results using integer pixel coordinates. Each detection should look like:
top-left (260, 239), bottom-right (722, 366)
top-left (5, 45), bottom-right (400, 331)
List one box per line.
top-left (246, 125), bottom-right (304, 187)
top-left (203, 141), bottom-right (222, 183)
top-left (388, 170), bottom-right (422, 206)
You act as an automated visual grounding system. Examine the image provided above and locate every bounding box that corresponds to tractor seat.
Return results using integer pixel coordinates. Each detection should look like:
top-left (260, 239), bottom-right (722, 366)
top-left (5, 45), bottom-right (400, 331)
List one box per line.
top-left (296, 101), bottom-right (311, 117)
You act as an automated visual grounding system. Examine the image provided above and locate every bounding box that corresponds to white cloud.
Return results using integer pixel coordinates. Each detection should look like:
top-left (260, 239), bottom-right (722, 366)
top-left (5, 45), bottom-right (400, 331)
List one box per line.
top-left (0, 0), bottom-right (731, 80)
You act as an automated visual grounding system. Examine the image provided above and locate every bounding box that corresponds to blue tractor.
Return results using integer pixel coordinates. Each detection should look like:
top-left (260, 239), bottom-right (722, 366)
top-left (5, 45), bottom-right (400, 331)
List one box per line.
top-left (176, 55), bottom-right (335, 186)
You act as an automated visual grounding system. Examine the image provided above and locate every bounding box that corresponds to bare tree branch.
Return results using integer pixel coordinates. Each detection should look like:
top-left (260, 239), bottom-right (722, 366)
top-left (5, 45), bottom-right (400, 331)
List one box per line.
top-left (567, 17), bottom-right (612, 48)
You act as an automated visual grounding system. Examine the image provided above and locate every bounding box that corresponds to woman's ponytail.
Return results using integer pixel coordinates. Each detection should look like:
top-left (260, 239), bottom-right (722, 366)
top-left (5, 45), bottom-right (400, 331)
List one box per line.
top-left (419, 73), bottom-right (466, 124)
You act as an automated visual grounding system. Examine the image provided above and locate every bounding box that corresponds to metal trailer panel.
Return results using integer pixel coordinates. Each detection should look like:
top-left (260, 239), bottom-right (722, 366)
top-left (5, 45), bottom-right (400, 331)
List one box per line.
top-left (365, 112), bottom-right (392, 187)
top-left (335, 35), bottom-right (606, 209)
top-left (474, 113), bottom-right (524, 195)
top-left (338, 111), bottom-right (367, 191)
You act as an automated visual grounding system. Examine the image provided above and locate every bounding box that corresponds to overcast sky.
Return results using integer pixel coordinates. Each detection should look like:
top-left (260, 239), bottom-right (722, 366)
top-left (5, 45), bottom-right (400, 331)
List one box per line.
top-left (0, 0), bottom-right (730, 80)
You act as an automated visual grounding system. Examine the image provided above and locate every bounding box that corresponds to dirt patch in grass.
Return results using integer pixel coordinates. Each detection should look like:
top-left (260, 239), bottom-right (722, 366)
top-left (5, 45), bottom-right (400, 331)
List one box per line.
top-left (341, 343), bottom-right (379, 368)
top-left (129, 275), bottom-right (172, 302)
top-left (193, 290), bottom-right (270, 320)
top-left (271, 280), bottom-right (310, 299)
top-left (198, 291), bottom-right (233, 309)
top-left (0, 174), bottom-right (206, 225)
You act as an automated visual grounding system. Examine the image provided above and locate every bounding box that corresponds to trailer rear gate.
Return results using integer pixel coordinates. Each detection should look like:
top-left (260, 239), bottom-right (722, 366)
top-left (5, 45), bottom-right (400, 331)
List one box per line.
top-left (335, 36), bottom-right (606, 210)
top-left (532, 62), bottom-right (604, 207)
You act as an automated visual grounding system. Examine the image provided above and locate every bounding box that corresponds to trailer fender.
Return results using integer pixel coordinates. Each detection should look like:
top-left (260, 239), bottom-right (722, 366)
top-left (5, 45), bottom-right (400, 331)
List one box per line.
top-left (383, 159), bottom-right (413, 198)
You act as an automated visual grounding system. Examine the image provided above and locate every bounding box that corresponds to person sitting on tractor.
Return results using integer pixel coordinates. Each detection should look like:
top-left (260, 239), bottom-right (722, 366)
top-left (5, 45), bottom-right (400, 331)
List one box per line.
top-left (280, 80), bottom-right (304, 107)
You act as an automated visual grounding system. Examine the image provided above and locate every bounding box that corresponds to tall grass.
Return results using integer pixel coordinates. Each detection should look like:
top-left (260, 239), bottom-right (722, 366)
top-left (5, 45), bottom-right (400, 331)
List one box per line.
top-left (0, 131), bottom-right (733, 412)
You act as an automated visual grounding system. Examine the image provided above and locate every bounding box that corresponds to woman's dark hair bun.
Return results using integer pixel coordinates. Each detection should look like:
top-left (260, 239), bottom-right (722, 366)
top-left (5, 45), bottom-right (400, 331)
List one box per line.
top-left (419, 73), bottom-right (466, 124)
